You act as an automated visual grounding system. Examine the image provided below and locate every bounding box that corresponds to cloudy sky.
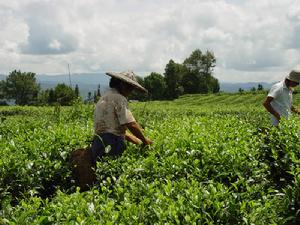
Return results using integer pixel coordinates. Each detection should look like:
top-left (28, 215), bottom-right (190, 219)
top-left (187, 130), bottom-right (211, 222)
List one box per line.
top-left (1, 0), bottom-right (300, 82)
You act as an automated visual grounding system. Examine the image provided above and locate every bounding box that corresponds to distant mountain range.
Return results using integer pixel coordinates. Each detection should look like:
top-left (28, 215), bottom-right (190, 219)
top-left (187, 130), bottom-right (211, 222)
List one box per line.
top-left (220, 82), bottom-right (273, 92)
top-left (36, 73), bottom-right (109, 99)
top-left (0, 73), bottom-right (274, 98)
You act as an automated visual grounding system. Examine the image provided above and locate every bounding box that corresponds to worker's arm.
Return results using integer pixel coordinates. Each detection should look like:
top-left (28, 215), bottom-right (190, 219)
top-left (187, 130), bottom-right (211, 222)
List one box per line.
top-left (125, 131), bottom-right (142, 145)
top-left (124, 121), bottom-right (152, 145)
top-left (263, 96), bottom-right (280, 121)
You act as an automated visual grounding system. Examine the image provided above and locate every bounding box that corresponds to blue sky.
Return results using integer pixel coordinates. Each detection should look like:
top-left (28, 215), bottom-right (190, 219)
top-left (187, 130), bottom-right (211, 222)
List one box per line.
top-left (1, 0), bottom-right (300, 82)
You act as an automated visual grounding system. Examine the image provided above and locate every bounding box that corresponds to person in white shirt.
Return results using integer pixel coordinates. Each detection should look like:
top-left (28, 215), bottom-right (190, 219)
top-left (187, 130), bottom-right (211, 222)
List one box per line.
top-left (92, 71), bottom-right (152, 162)
top-left (263, 70), bottom-right (300, 126)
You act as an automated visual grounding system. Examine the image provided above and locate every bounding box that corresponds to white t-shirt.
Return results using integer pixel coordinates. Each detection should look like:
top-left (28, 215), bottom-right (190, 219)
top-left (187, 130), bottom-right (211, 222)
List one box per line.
top-left (94, 88), bottom-right (135, 136)
top-left (267, 80), bottom-right (293, 125)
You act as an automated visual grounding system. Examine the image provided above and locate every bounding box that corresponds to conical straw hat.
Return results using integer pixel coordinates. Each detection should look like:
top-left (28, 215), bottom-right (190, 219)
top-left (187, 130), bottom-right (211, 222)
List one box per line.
top-left (286, 70), bottom-right (300, 83)
top-left (105, 71), bottom-right (148, 93)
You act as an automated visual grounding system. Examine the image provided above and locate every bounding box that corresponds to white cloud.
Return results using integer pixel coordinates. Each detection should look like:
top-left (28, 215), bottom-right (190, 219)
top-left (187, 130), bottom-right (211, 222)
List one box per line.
top-left (0, 0), bottom-right (300, 82)
top-left (49, 39), bottom-right (61, 50)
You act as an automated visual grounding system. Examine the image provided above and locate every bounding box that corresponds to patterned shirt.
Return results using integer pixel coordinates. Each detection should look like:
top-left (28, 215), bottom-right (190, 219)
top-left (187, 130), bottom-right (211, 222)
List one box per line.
top-left (94, 88), bottom-right (135, 136)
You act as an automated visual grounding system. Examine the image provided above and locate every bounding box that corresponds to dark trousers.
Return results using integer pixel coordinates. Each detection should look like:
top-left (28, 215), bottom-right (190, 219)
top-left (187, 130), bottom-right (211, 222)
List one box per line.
top-left (91, 133), bottom-right (126, 163)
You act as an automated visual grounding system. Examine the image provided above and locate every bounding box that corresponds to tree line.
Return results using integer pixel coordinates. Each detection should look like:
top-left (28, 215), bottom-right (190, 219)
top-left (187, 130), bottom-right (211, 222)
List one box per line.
top-left (0, 70), bottom-right (84, 106)
top-left (131, 49), bottom-right (220, 101)
top-left (0, 49), bottom-right (220, 105)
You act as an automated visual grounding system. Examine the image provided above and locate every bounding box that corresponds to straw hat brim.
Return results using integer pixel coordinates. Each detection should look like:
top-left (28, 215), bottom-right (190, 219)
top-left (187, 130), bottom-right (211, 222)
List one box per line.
top-left (105, 72), bottom-right (148, 93)
top-left (286, 70), bottom-right (300, 83)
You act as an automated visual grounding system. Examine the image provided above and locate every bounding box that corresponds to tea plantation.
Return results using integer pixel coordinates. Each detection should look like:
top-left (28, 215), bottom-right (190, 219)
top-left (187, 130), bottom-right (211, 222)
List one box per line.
top-left (0, 92), bottom-right (299, 224)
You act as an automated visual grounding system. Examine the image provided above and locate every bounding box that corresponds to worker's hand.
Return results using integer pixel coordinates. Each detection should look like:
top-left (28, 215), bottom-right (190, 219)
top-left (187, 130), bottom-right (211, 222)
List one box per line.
top-left (140, 139), bottom-right (153, 152)
top-left (291, 106), bottom-right (300, 115)
top-left (142, 137), bottom-right (152, 146)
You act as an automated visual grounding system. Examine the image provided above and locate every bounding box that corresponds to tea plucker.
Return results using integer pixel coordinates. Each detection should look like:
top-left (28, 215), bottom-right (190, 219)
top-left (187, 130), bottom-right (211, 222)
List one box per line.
top-left (263, 69), bottom-right (300, 126)
top-left (91, 71), bottom-right (152, 162)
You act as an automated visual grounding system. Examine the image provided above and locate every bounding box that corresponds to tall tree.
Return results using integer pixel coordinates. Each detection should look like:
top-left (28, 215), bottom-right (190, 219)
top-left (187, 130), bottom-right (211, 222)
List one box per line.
top-left (164, 59), bottom-right (184, 99)
top-left (0, 80), bottom-right (5, 99)
top-left (208, 76), bottom-right (220, 93)
top-left (36, 89), bottom-right (50, 105)
top-left (183, 49), bottom-right (216, 74)
top-left (97, 84), bottom-right (101, 98)
top-left (54, 83), bottom-right (76, 106)
top-left (48, 89), bottom-right (56, 104)
top-left (144, 72), bottom-right (166, 100)
top-left (87, 92), bottom-right (92, 101)
top-left (257, 84), bottom-right (264, 91)
top-left (180, 68), bottom-right (199, 94)
top-left (74, 84), bottom-right (80, 98)
top-left (183, 49), bottom-right (219, 94)
top-left (2, 70), bottom-right (40, 105)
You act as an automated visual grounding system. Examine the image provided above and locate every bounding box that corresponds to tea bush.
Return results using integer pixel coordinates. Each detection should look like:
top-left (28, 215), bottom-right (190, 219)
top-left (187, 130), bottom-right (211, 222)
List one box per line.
top-left (0, 93), bottom-right (299, 224)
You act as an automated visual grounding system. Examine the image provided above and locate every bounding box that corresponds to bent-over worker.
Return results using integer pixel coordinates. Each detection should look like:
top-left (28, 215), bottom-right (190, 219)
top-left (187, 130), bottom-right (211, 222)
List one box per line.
top-left (91, 71), bottom-right (152, 162)
top-left (263, 70), bottom-right (300, 126)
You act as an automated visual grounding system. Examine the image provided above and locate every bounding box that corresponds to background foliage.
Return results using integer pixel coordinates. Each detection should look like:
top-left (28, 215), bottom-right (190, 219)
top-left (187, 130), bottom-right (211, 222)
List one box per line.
top-left (0, 49), bottom-right (220, 105)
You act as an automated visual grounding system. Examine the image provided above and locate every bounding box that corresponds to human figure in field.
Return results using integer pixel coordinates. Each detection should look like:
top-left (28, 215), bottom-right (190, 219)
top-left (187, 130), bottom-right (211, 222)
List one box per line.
top-left (263, 70), bottom-right (300, 126)
top-left (91, 71), bottom-right (152, 162)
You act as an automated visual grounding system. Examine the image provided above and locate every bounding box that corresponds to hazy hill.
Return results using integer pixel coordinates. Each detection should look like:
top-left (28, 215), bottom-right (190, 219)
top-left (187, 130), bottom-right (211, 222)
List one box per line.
top-left (36, 73), bottom-right (108, 85)
top-left (36, 73), bottom-right (109, 99)
top-left (220, 82), bottom-right (274, 92)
